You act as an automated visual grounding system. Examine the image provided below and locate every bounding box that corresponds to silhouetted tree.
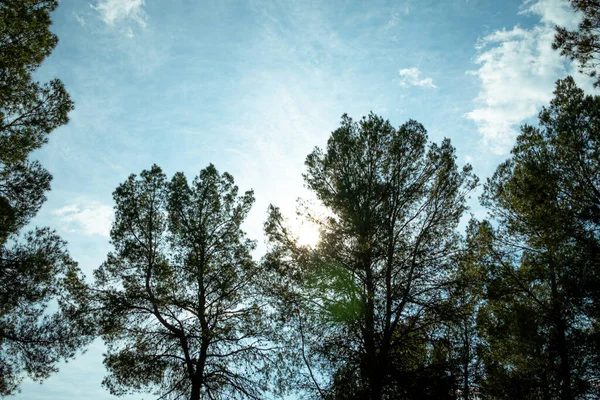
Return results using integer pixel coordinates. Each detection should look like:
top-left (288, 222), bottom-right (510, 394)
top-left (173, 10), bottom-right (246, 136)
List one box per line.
top-left (94, 165), bottom-right (280, 400)
top-left (264, 113), bottom-right (477, 399)
top-left (0, 1), bottom-right (93, 395)
top-left (476, 77), bottom-right (600, 399)
top-left (554, 0), bottom-right (600, 86)
top-left (443, 224), bottom-right (486, 400)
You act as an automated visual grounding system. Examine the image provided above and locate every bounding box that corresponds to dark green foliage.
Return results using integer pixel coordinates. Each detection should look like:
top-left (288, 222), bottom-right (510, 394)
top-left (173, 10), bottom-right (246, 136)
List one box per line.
top-left (476, 77), bottom-right (600, 399)
top-left (442, 224), bottom-right (486, 400)
top-left (94, 165), bottom-right (279, 400)
top-left (0, 228), bottom-right (92, 396)
top-left (0, 0), bottom-right (73, 229)
top-left (0, 1), bottom-right (92, 396)
top-left (264, 113), bottom-right (477, 399)
top-left (554, 0), bottom-right (600, 86)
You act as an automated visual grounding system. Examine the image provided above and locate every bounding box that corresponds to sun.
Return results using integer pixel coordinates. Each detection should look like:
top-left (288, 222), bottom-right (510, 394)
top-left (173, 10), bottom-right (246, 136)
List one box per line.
top-left (294, 219), bottom-right (320, 248)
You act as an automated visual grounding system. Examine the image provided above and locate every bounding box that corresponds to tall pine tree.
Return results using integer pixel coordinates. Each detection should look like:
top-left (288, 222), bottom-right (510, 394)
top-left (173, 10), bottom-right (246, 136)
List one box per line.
top-left (94, 165), bottom-right (281, 400)
top-left (264, 113), bottom-right (477, 399)
top-left (477, 77), bottom-right (600, 399)
top-left (0, 1), bottom-right (93, 395)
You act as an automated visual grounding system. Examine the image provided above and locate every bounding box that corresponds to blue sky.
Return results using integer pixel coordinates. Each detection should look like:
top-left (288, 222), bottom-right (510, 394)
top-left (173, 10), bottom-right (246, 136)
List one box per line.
top-left (17, 0), bottom-right (596, 398)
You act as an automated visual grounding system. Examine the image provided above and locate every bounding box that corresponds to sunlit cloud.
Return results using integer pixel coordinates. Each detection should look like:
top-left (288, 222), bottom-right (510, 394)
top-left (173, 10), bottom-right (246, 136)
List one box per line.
top-left (52, 202), bottom-right (113, 237)
top-left (465, 0), bottom-right (585, 154)
top-left (91, 0), bottom-right (147, 28)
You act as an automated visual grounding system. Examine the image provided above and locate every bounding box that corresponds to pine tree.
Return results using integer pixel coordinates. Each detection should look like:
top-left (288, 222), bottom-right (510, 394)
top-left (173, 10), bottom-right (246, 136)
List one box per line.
top-left (0, 1), bottom-right (93, 394)
top-left (264, 113), bottom-right (477, 399)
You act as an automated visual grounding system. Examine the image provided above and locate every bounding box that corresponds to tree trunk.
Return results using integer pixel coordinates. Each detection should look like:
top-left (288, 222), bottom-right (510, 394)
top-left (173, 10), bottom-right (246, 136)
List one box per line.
top-left (361, 247), bottom-right (382, 400)
top-left (550, 265), bottom-right (572, 400)
top-left (364, 350), bottom-right (383, 400)
top-left (364, 284), bottom-right (383, 400)
top-left (463, 319), bottom-right (470, 400)
top-left (190, 381), bottom-right (201, 400)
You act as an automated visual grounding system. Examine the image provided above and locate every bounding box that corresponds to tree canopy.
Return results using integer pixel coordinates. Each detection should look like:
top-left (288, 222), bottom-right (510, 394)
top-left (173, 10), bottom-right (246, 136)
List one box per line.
top-left (554, 0), bottom-right (600, 86)
top-left (94, 164), bottom-right (281, 400)
top-left (475, 76), bottom-right (600, 399)
top-left (4, 2), bottom-right (600, 399)
top-left (0, 0), bottom-right (93, 395)
top-left (264, 113), bottom-right (478, 399)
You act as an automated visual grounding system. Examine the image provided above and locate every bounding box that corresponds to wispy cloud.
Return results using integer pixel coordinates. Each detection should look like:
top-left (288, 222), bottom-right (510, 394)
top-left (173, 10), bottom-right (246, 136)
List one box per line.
top-left (465, 0), bottom-right (585, 154)
top-left (91, 0), bottom-right (147, 28)
top-left (521, 0), bottom-right (579, 27)
top-left (74, 13), bottom-right (86, 26)
top-left (398, 67), bottom-right (437, 88)
top-left (219, 1), bottom-right (387, 255)
top-left (52, 202), bottom-right (113, 237)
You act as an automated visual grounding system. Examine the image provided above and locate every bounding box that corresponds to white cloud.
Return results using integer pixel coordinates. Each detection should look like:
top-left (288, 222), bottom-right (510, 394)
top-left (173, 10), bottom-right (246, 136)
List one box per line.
top-left (91, 0), bottom-right (147, 27)
top-left (466, 0), bottom-right (586, 154)
top-left (398, 67), bottom-right (437, 88)
top-left (521, 0), bottom-right (580, 28)
top-left (52, 202), bottom-right (113, 237)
